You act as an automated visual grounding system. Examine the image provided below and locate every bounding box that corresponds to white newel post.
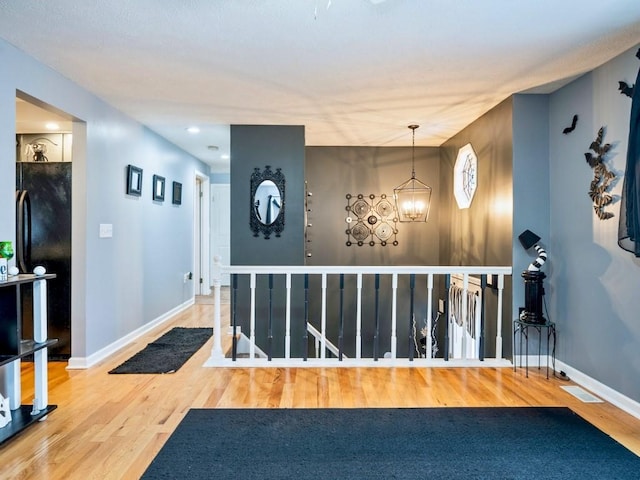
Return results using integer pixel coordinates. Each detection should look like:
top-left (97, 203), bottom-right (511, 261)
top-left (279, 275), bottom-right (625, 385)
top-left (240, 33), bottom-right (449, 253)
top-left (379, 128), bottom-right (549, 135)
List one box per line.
top-left (210, 256), bottom-right (224, 361)
top-left (33, 279), bottom-right (48, 411)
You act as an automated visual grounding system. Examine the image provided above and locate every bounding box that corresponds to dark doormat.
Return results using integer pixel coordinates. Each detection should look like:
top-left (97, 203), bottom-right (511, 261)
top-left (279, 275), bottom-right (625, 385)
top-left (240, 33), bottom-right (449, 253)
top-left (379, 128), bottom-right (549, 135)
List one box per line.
top-left (109, 327), bottom-right (211, 374)
top-left (142, 407), bottom-right (640, 479)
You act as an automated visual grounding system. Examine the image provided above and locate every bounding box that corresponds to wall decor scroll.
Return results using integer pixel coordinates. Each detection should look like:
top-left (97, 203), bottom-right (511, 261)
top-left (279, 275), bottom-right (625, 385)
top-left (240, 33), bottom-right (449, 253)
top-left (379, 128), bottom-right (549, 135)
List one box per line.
top-left (345, 193), bottom-right (398, 246)
top-left (585, 127), bottom-right (616, 220)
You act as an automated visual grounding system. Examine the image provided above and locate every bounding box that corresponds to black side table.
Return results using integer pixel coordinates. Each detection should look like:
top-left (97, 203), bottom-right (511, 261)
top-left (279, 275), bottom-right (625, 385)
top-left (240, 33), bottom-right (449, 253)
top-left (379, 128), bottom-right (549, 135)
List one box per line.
top-left (513, 319), bottom-right (556, 379)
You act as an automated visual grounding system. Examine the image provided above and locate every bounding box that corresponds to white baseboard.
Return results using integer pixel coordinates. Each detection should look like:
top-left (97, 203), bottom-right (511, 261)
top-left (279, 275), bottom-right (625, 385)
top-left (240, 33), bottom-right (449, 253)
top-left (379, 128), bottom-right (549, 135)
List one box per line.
top-left (554, 358), bottom-right (640, 420)
top-left (67, 298), bottom-right (195, 369)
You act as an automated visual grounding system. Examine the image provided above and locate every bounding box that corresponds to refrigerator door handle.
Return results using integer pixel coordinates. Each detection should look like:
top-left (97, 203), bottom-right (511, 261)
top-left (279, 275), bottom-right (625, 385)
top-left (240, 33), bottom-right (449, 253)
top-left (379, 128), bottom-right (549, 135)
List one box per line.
top-left (16, 189), bottom-right (31, 273)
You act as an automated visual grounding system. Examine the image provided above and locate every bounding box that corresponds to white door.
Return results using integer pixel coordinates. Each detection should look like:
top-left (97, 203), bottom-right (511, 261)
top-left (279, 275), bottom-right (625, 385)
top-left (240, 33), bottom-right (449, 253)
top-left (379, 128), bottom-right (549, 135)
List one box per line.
top-left (194, 177), bottom-right (202, 294)
top-left (210, 184), bottom-right (231, 286)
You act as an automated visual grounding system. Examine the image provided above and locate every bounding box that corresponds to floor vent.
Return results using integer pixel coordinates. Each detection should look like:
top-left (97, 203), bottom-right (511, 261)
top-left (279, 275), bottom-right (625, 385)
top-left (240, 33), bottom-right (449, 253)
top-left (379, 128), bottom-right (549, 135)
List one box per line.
top-left (561, 385), bottom-right (603, 403)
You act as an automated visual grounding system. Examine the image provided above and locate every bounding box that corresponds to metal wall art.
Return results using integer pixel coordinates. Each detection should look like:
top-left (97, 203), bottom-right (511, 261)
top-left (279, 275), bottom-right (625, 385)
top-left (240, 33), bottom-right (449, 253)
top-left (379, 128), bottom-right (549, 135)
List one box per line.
top-left (250, 165), bottom-right (285, 239)
top-left (617, 48), bottom-right (639, 97)
top-left (562, 114), bottom-right (578, 134)
top-left (585, 127), bottom-right (616, 220)
top-left (345, 193), bottom-right (398, 246)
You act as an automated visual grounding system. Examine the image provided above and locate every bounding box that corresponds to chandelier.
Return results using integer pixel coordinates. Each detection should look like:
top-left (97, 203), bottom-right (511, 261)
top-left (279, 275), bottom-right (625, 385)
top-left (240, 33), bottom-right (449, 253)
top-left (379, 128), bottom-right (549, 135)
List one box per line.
top-left (393, 125), bottom-right (432, 222)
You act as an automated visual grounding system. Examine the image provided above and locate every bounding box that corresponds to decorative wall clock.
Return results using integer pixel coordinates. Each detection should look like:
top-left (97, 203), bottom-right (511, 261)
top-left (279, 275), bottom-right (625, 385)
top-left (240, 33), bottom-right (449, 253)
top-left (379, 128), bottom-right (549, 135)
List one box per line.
top-left (454, 143), bottom-right (478, 209)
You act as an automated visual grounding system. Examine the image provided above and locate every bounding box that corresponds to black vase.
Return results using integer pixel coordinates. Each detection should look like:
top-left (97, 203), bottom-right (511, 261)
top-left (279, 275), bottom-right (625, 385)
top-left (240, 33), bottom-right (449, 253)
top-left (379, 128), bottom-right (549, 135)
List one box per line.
top-left (521, 270), bottom-right (546, 324)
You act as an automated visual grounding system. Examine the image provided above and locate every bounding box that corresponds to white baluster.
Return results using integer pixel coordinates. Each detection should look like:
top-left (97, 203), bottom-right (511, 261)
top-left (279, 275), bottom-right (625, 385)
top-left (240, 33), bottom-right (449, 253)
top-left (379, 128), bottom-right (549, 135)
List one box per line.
top-left (321, 273), bottom-right (327, 359)
top-left (426, 273), bottom-right (433, 359)
top-left (285, 273), bottom-right (291, 359)
top-left (210, 256), bottom-right (224, 361)
top-left (391, 273), bottom-right (398, 359)
top-left (356, 273), bottom-right (362, 359)
top-left (496, 274), bottom-right (504, 359)
top-left (250, 273), bottom-right (256, 359)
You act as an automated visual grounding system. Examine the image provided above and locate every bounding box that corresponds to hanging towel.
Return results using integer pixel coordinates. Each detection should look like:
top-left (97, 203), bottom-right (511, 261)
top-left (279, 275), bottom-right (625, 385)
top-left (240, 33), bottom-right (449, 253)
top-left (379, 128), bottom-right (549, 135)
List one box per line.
top-left (618, 48), bottom-right (640, 255)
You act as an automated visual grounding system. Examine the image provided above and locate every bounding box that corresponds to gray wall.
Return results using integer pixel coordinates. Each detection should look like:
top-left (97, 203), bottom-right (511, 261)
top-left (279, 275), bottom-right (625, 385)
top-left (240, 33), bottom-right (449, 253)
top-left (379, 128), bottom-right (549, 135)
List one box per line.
top-left (305, 146), bottom-right (441, 358)
top-left (305, 146), bottom-right (440, 266)
top-left (0, 38), bottom-right (209, 364)
top-left (512, 94), bottom-right (551, 332)
top-left (230, 125), bottom-right (305, 266)
top-left (440, 98), bottom-right (514, 267)
top-left (547, 45), bottom-right (640, 402)
top-left (230, 125), bottom-right (306, 357)
top-left (440, 98), bottom-right (515, 357)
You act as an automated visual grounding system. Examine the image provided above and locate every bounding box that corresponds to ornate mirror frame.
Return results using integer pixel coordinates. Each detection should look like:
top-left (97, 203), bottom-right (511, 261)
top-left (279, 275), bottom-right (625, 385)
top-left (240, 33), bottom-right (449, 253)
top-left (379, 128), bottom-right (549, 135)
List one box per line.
top-left (250, 165), bottom-right (285, 239)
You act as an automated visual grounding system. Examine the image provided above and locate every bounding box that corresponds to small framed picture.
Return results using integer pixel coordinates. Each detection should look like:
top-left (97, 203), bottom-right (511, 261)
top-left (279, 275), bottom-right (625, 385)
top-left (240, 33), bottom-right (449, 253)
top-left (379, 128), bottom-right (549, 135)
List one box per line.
top-left (153, 175), bottom-right (165, 202)
top-left (172, 181), bottom-right (182, 205)
top-left (126, 165), bottom-right (143, 196)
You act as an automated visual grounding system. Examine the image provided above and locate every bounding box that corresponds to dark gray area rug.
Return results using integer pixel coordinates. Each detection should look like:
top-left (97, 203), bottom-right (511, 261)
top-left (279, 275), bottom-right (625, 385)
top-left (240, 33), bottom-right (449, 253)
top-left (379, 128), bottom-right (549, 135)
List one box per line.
top-left (141, 407), bottom-right (640, 479)
top-left (109, 327), bottom-right (211, 374)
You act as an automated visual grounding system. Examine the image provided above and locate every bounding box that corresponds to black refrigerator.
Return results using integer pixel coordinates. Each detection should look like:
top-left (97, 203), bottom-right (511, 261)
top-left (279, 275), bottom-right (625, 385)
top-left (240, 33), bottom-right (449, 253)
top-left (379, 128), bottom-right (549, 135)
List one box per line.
top-left (16, 162), bottom-right (72, 359)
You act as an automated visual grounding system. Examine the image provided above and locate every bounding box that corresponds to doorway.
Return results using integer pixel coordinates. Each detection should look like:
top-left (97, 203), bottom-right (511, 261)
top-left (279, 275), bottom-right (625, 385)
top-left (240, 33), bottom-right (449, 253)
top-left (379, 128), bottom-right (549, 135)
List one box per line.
top-left (210, 183), bottom-right (230, 286)
top-left (194, 171), bottom-right (211, 296)
top-left (15, 92), bottom-right (76, 359)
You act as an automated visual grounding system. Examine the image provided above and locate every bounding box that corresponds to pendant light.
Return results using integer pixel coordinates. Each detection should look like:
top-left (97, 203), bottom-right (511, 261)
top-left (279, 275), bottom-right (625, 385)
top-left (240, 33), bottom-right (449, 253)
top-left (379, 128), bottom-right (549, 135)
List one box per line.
top-left (393, 125), bottom-right (432, 222)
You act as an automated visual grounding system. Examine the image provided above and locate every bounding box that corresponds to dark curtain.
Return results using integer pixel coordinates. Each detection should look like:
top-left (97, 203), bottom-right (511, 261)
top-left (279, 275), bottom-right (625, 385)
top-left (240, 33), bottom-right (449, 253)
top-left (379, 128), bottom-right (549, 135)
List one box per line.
top-left (618, 49), bottom-right (640, 256)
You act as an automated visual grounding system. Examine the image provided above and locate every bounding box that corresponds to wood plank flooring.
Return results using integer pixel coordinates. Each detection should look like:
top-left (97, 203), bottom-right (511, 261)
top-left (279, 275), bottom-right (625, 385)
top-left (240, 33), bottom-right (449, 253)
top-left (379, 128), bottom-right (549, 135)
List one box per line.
top-left (2, 302), bottom-right (639, 479)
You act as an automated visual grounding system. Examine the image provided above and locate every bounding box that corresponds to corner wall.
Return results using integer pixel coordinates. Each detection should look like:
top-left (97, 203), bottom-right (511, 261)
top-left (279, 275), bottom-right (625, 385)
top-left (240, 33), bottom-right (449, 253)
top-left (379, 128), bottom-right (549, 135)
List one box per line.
top-left (440, 98), bottom-right (514, 356)
top-left (0, 38), bottom-right (210, 363)
top-left (305, 146), bottom-right (440, 266)
top-left (548, 45), bottom-right (640, 403)
top-left (230, 125), bottom-right (305, 266)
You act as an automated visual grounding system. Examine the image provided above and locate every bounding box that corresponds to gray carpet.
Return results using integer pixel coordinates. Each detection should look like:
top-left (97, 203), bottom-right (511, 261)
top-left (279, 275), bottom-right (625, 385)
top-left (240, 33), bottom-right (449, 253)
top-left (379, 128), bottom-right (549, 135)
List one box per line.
top-left (109, 327), bottom-right (211, 374)
top-left (141, 407), bottom-right (640, 479)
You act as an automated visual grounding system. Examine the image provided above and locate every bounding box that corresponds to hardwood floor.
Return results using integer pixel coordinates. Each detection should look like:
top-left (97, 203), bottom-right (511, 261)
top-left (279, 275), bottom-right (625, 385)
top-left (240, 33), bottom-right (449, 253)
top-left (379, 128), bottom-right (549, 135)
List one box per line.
top-left (2, 302), bottom-right (640, 479)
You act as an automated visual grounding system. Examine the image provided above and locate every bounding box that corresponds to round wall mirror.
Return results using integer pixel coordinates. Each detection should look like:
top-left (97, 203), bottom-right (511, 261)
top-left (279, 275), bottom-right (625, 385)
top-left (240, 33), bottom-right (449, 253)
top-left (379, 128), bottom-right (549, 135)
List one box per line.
top-left (254, 180), bottom-right (282, 225)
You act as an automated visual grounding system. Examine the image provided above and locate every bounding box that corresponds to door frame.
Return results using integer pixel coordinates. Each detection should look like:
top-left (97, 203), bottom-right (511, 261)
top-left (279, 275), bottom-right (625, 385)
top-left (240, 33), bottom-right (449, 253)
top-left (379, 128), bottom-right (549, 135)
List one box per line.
top-left (194, 170), bottom-right (211, 296)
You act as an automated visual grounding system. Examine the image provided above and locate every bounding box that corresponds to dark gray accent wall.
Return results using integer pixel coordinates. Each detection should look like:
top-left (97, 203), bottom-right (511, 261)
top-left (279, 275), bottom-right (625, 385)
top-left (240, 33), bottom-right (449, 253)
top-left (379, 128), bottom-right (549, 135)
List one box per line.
top-left (230, 125), bottom-right (305, 266)
top-left (230, 125), bottom-right (306, 357)
top-left (304, 146), bottom-right (441, 358)
top-left (305, 146), bottom-right (440, 266)
top-left (440, 98), bottom-right (514, 357)
top-left (440, 98), bottom-right (514, 267)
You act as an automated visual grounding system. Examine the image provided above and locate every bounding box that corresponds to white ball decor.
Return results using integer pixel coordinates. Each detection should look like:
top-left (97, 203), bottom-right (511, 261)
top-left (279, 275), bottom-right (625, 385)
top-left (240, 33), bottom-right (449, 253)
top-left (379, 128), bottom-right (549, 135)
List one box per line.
top-left (33, 266), bottom-right (46, 276)
top-left (8, 266), bottom-right (19, 276)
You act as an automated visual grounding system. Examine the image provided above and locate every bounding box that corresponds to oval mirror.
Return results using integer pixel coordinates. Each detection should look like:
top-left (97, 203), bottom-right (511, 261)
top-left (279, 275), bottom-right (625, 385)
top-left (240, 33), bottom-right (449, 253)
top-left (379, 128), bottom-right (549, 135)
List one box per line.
top-left (254, 180), bottom-right (282, 225)
top-left (250, 165), bottom-right (285, 239)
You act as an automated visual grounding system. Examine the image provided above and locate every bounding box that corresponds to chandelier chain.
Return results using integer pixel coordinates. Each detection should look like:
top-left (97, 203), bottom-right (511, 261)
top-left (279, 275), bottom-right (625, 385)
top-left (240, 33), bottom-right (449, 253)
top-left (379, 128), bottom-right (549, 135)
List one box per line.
top-left (409, 124), bottom-right (419, 179)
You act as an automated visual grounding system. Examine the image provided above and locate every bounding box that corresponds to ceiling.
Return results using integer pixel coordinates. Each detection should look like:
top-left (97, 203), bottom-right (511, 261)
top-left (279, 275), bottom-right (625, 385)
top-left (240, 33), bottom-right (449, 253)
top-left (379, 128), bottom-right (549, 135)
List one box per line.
top-left (1, 1), bottom-right (640, 173)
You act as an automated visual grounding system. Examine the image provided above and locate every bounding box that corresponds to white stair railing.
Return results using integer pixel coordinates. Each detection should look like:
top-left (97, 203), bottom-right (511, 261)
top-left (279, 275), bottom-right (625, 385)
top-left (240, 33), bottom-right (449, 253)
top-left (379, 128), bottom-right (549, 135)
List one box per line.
top-left (306, 322), bottom-right (347, 359)
top-left (205, 260), bottom-right (512, 368)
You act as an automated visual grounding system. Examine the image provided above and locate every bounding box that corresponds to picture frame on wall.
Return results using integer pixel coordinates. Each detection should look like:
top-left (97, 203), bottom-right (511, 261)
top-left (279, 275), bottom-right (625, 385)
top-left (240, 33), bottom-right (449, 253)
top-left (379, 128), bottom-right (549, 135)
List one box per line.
top-left (126, 165), bottom-right (143, 196)
top-left (172, 181), bottom-right (182, 205)
top-left (153, 174), bottom-right (165, 202)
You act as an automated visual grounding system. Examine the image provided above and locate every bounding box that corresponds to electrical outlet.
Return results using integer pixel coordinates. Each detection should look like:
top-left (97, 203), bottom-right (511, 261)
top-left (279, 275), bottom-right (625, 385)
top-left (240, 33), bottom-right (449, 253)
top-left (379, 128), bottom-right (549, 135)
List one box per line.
top-left (438, 299), bottom-right (445, 313)
top-left (183, 273), bottom-right (189, 283)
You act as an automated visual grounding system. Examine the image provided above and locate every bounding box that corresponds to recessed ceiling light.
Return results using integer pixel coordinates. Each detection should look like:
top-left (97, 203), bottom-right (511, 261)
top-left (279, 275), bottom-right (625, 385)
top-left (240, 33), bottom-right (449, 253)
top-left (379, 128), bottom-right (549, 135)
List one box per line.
top-left (186, 126), bottom-right (200, 134)
top-left (221, 154), bottom-right (230, 160)
top-left (207, 145), bottom-right (219, 151)
top-left (45, 122), bottom-right (60, 130)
